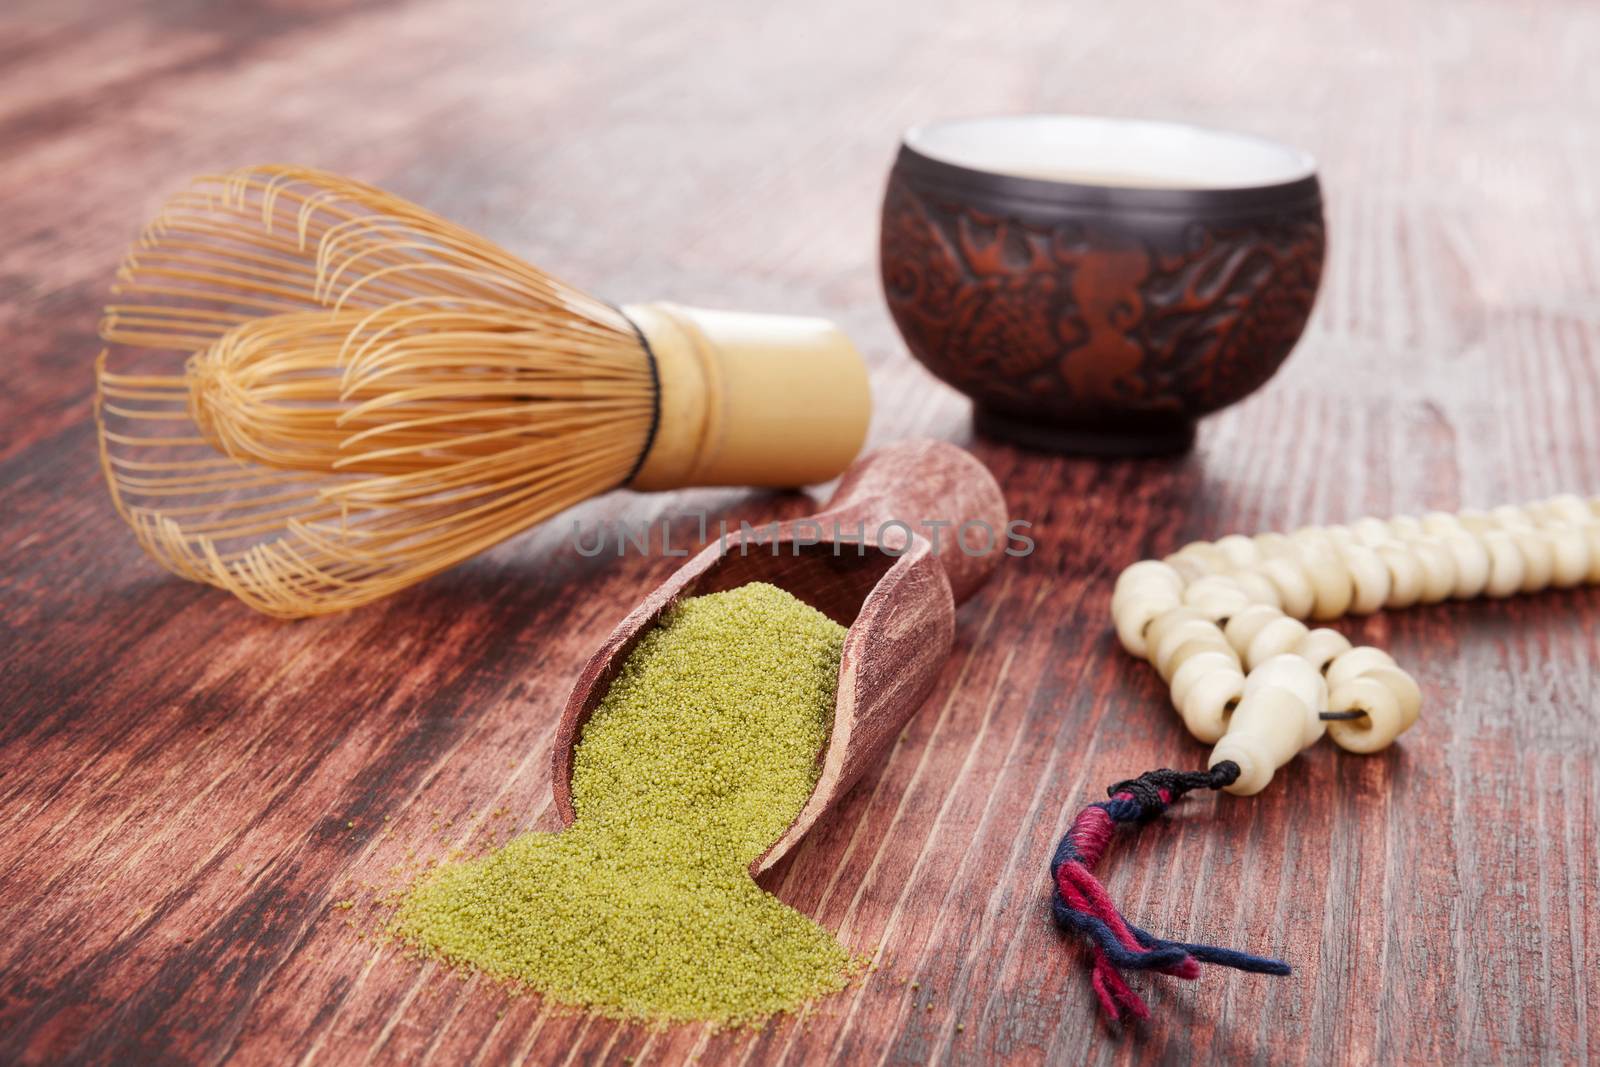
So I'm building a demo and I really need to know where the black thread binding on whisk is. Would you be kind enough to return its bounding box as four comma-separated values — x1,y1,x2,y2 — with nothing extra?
617,306,662,485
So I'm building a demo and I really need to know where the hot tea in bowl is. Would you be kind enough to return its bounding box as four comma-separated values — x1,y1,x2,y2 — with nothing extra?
879,115,1325,455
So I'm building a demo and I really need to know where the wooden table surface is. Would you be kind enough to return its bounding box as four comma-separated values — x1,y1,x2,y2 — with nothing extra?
3,0,1598,1064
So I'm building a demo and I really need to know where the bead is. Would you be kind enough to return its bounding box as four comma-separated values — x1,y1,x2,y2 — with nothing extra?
1441,532,1490,599
1584,523,1600,584
1480,529,1525,597
1213,533,1262,568
1389,514,1424,540
1544,524,1591,587
1169,644,1235,705
1157,635,1236,684
1113,587,1181,655
1295,627,1353,674
1209,685,1316,796
1364,665,1423,733
1490,504,1533,531
1508,527,1553,593
1258,556,1316,618
1421,510,1464,536
1153,620,1235,680
1456,508,1493,534
1179,668,1245,743
1143,606,1207,660
1164,552,1211,584
1289,527,1337,554
1326,665,1419,752
1322,524,1356,547
1114,560,1184,599
1325,645,1397,690
1163,629,1235,673
1171,540,1230,577
1541,494,1592,525
1408,536,1457,604
1325,676,1407,753
1245,616,1311,671
1243,653,1329,745
1170,650,1240,709
1112,583,1183,624
1253,531,1296,558
1351,517,1391,545
1228,568,1283,608
1182,575,1253,622
1300,540,1355,620
1338,542,1391,614
1377,542,1424,609
1223,604,1285,656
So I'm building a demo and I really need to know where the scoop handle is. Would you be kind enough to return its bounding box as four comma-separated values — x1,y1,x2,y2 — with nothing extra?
809,439,1009,605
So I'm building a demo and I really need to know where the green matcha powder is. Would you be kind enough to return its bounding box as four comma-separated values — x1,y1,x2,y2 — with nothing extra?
395,582,858,1026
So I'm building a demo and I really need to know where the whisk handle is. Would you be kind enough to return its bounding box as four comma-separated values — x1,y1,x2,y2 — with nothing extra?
812,439,1009,605
622,302,871,493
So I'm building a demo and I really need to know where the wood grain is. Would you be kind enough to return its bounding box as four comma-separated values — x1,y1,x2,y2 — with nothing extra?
1,0,1597,1064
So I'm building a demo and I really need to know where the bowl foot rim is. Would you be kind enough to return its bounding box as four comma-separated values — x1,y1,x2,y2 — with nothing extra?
974,406,1196,457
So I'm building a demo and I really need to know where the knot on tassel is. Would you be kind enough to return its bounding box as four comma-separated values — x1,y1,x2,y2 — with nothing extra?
1048,761,1291,1028
1104,764,1241,822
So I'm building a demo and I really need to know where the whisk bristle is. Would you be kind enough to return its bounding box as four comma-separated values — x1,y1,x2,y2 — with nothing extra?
97,165,656,617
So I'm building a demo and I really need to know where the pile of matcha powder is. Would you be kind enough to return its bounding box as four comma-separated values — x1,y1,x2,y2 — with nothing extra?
395,581,858,1026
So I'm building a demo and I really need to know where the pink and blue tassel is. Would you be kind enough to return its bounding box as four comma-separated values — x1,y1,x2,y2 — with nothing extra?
1049,763,1291,1026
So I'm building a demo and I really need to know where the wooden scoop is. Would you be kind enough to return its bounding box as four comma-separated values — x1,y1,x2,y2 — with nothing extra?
553,438,1009,874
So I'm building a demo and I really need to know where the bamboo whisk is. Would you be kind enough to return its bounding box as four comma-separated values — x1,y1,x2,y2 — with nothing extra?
96,166,870,618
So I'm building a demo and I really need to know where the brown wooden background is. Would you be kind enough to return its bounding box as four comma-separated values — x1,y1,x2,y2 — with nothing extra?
2,0,1597,1063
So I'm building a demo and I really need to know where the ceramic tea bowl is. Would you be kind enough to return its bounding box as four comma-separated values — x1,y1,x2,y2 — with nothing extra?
880,115,1325,455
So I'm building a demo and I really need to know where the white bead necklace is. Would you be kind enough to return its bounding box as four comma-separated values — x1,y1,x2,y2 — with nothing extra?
1052,493,1600,1027
1112,493,1599,793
